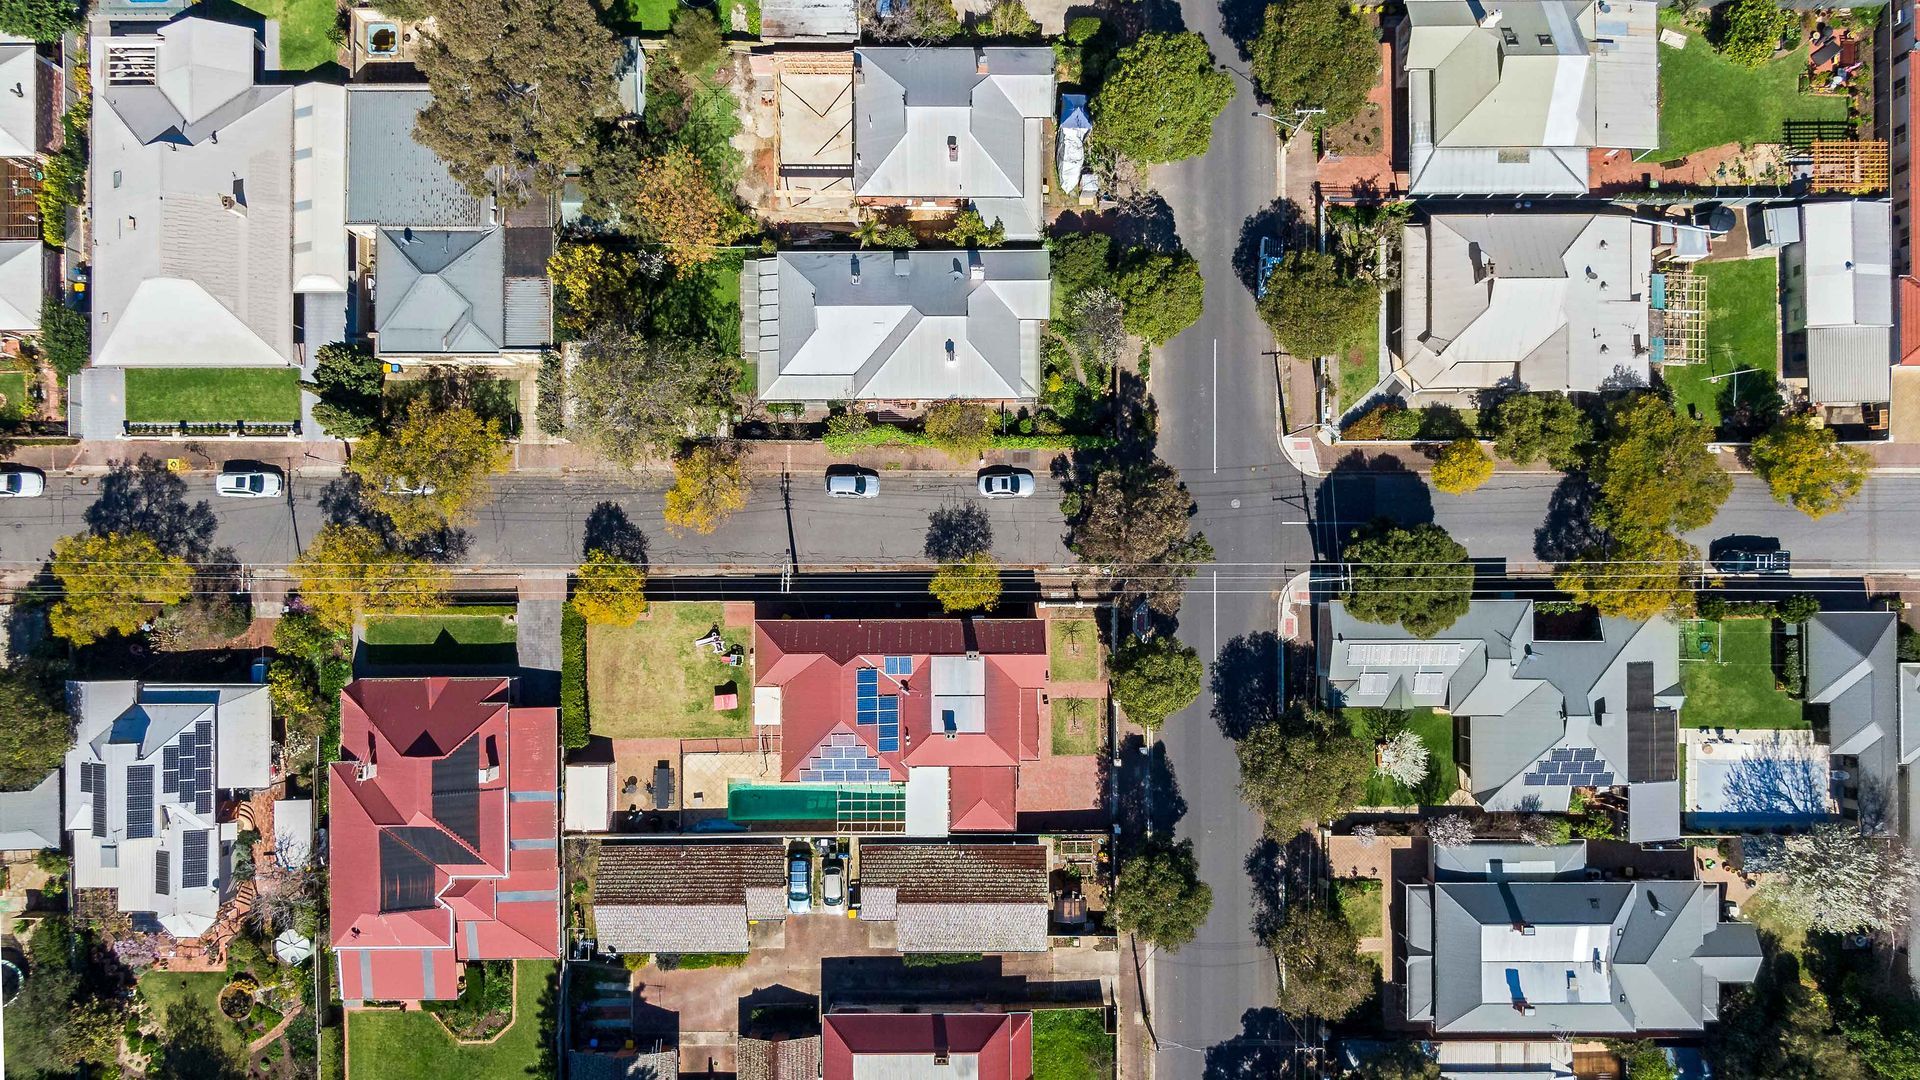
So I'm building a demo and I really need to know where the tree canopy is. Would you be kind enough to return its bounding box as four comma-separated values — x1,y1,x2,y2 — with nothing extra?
566,325,738,465
1350,1045,1443,1080
1236,713,1373,832
547,243,649,336
1749,415,1871,520
0,668,70,790
572,549,649,626
929,554,1003,613
1109,837,1213,951
1257,250,1379,359
1430,439,1493,494
663,442,749,534
1715,0,1794,66
1554,528,1698,620
291,524,452,634
1115,250,1206,345
1251,0,1381,131
4,918,121,1079
1089,33,1236,164
1762,822,1920,935
1340,521,1471,637
625,146,749,268
1486,391,1591,470
49,531,193,646
303,342,385,439
1593,393,1731,535
1110,636,1203,730
1066,458,1211,614
349,397,510,538
0,0,78,43
1272,905,1376,1021
1050,232,1115,301
414,0,619,203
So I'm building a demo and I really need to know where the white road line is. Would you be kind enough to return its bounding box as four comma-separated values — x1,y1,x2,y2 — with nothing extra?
1212,339,1219,474
1212,570,1219,657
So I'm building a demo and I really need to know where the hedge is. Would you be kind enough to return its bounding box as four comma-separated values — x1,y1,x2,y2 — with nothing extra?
561,602,588,750
821,426,1115,454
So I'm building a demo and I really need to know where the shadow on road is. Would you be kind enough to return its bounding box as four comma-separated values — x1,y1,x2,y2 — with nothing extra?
1532,472,1605,563
1200,1008,1299,1079
1311,451,1433,561
924,501,993,561
584,501,650,565
1116,732,1188,847
1210,631,1280,740
1232,200,1307,296
316,473,473,564
85,455,218,559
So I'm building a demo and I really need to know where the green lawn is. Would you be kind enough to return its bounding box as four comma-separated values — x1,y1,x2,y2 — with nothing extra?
1349,708,1459,807
138,971,252,1062
362,607,519,667
1680,618,1806,729
1334,878,1383,939
1653,14,1849,162
124,367,302,424
607,0,676,30
587,601,751,738
1032,1008,1114,1080
1337,336,1379,413
1048,618,1102,682
0,370,27,420
1660,256,1779,431
347,960,556,1080
1051,697,1105,756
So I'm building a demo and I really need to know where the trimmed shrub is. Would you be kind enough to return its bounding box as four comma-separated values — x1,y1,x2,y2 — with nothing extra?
561,602,588,749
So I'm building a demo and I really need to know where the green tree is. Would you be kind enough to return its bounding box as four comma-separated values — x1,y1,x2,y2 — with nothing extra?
566,325,738,465
1554,528,1697,620
929,553,1003,613
1066,458,1211,614
1109,837,1213,950
291,524,452,634
1593,392,1731,535
37,296,88,380
349,397,510,538
1351,1044,1443,1080
49,531,193,646
1272,905,1375,1021
547,242,647,335
1236,713,1373,831
987,0,1039,37
1609,1041,1678,1080
1486,391,1591,470
663,442,749,534
923,401,995,460
1715,0,1794,66
0,668,70,790
1251,0,1380,131
1430,439,1492,494
302,342,385,439
1115,250,1205,345
1340,522,1471,637
414,0,620,204
3,918,120,1077
626,146,750,268
943,208,1007,248
0,0,77,42
1089,32,1236,164
1109,635,1202,730
572,549,649,625
664,7,724,79
1749,414,1871,520
1050,232,1114,301
1257,249,1379,358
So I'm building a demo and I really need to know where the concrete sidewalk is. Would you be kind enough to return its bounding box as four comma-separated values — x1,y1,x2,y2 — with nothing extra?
1299,434,1920,477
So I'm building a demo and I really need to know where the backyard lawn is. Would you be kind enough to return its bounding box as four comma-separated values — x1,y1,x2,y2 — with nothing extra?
1680,618,1806,729
607,0,676,30
1334,877,1383,939
1349,708,1459,807
1659,256,1779,431
346,959,556,1080
1654,14,1848,163
137,971,251,1062
1032,1008,1114,1080
1051,697,1105,756
587,602,751,738
231,0,340,71
1048,618,1101,683
124,367,301,424
361,607,519,667
0,369,27,419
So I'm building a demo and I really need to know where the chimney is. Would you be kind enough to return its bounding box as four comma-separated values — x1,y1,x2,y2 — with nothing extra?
933,1014,951,1064
974,47,987,73
947,135,959,162
944,339,957,364
1480,8,1504,27
851,255,862,285
969,250,984,280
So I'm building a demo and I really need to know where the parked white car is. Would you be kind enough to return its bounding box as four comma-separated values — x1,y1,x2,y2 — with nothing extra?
0,465,44,498
825,468,879,499
977,466,1035,499
216,467,283,499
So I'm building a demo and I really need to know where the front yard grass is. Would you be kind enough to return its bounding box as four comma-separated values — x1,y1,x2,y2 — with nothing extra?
0,369,28,418
1680,618,1806,729
587,601,750,739
1051,697,1105,756
361,607,519,667
1334,877,1383,939
124,367,301,423
137,971,251,1063
346,959,556,1080
1336,334,1380,413
1659,256,1779,431
1032,1008,1114,1080
1653,14,1848,162
1349,707,1459,807
1048,618,1101,683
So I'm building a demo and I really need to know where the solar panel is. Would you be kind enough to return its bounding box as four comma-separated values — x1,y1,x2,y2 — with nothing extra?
1548,774,1572,786
856,668,880,725
90,763,107,838
884,656,912,675
1570,747,1597,762
1524,774,1546,786
432,739,483,849
155,850,170,895
856,668,878,689
1593,773,1615,787
389,825,479,865
78,759,93,796
378,832,437,912
181,830,210,889
127,765,154,840
162,745,180,795
194,720,213,815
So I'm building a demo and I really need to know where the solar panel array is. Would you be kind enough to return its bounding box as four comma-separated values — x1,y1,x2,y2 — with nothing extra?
378,832,437,912
154,850,170,896
162,745,180,795
432,738,483,849
884,655,912,675
192,721,213,816
86,762,106,838
1522,747,1614,788
126,765,154,840
799,731,893,783
181,830,210,889
854,669,903,752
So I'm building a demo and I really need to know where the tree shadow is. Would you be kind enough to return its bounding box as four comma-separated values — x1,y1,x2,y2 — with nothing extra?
316,473,471,563
533,961,562,1079
1232,201,1306,296
1115,731,1186,849
1211,631,1280,740
925,502,993,562
738,984,820,1039
1219,0,1267,58
1310,451,1434,562
583,501,650,566
84,456,218,559
1108,190,1183,253
1201,1008,1298,1079
1245,837,1287,942
1532,472,1606,563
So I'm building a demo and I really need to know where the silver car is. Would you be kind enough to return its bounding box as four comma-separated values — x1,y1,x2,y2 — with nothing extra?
977,466,1035,499
0,465,44,498
825,469,879,499
216,467,283,499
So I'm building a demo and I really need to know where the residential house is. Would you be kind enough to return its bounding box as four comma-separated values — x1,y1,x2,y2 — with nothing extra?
64,681,273,938
1806,611,1913,831
0,771,62,854
759,0,857,41
88,17,348,368
852,47,1054,241
0,36,55,338
344,85,551,363
1318,600,1684,841
329,677,560,1003
855,842,1049,953
1402,841,1763,1035
1880,0,1920,369
736,1034,823,1080
1777,201,1894,430
1397,211,1654,395
749,618,1052,833
592,841,790,954
824,1011,1033,1079
1398,0,1659,195
744,250,1050,404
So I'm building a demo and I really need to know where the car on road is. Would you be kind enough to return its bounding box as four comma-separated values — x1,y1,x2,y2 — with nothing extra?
216,466,283,499
0,465,43,498
1709,535,1790,575
787,851,812,914
383,478,438,497
825,467,879,499
821,854,846,910
977,466,1035,499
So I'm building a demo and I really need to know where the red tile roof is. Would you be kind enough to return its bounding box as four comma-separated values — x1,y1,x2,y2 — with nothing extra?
329,677,559,1002
824,1013,1032,1080
755,619,1049,832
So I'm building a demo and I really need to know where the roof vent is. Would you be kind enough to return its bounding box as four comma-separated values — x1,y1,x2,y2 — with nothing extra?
969,251,985,280
1479,8,1504,27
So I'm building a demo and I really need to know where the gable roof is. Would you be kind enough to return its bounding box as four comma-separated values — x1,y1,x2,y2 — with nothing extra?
591,841,790,954
751,250,1049,402
0,43,39,159
825,1013,1033,1080
346,87,488,227
375,227,505,355
1808,612,1900,828
857,843,1047,903
0,770,62,852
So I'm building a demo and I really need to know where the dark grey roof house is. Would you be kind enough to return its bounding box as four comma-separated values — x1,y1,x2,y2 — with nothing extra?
1404,842,1762,1035
1806,611,1912,832
0,771,62,853
1318,600,1683,840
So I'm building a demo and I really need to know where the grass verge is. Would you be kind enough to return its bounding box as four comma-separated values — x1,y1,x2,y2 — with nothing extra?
1033,1008,1114,1080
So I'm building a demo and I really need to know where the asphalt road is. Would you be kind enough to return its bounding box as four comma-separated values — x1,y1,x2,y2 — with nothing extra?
0,471,1076,574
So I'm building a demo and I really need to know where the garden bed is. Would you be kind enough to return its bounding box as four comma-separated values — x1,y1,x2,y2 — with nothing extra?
1348,707,1459,807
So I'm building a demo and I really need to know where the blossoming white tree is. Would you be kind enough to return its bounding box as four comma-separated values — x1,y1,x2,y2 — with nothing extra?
1426,814,1475,848
1375,729,1430,788
1765,822,1920,935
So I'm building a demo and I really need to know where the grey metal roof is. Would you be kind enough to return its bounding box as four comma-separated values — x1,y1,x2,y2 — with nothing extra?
1808,612,1900,827
1433,842,1589,880
1807,326,1893,404
1627,780,1681,843
0,770,62,852
375,228,505,355
761,0,857,40
346,87,487,227
895,902,1048,952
